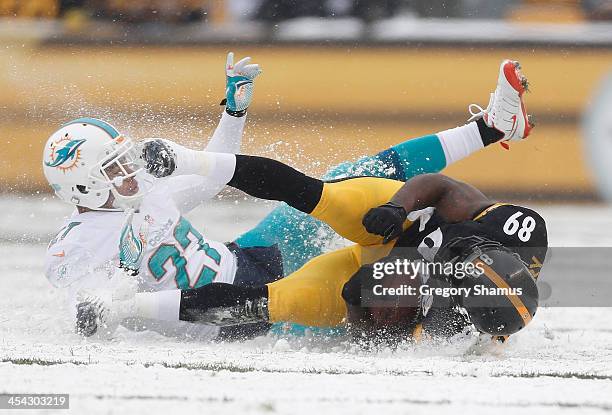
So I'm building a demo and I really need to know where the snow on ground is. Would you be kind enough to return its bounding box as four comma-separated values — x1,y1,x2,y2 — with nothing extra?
1,195,612,414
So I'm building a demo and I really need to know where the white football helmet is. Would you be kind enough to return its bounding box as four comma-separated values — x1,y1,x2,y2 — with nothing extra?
42,118,148,211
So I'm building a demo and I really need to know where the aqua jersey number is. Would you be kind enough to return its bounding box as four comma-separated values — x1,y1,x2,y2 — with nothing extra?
149,217,221,289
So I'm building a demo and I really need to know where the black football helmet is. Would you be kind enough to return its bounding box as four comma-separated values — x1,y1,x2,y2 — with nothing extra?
438,236,539,336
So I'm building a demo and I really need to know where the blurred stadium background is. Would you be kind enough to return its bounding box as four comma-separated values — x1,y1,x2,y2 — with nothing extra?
1,0,612,201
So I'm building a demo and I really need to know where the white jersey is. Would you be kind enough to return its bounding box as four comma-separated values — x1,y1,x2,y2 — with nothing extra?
45,177,237,292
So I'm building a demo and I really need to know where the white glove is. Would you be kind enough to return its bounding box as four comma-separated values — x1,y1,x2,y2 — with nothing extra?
224,52,262,114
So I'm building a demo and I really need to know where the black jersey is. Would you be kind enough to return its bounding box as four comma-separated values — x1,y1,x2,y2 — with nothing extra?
393,203,548,279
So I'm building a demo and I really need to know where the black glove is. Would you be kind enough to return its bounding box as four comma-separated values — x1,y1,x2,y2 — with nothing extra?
362,202,407,244
141,139,176,178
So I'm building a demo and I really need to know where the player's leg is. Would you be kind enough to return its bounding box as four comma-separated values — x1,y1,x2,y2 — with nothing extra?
236,60,533,272
233,203,329,274
228,156,413,246
174,247,361,327
266,245,362,327
178,243,394,328
309,177,405,246
323,133,446,182
234,126,480,273
234,133,449,272
229,165,412,334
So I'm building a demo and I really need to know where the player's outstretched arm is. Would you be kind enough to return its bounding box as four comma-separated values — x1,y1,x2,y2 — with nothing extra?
363,174,494,243
205,52,262,154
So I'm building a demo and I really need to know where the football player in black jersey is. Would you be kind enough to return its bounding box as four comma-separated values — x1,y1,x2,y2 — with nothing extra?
349,173,547,342
170,159,547,343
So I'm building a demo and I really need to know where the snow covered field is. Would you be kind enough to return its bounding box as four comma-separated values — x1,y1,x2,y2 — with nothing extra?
1,195,612,414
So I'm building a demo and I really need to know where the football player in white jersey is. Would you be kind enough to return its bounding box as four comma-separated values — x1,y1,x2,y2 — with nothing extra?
44,53,269,339
42,57,533,339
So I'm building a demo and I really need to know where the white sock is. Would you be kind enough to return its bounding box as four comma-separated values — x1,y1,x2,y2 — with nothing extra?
437,122,484,165
134,290,181,321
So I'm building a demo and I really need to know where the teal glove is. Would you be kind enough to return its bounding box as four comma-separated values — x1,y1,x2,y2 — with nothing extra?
224,52,262,115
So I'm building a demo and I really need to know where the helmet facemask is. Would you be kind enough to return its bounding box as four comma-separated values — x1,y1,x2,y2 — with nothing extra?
88,136,149,211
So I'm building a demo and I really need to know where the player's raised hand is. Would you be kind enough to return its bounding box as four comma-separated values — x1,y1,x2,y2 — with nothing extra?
224,52,262,115
362,202,407,244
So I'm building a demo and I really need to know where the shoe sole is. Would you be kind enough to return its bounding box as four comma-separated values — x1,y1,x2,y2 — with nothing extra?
501,59,534,138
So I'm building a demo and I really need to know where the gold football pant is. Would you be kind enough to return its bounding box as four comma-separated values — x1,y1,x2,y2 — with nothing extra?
266,176,411,327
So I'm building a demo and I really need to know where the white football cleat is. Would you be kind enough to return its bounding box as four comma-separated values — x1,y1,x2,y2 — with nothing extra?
469,59,534,149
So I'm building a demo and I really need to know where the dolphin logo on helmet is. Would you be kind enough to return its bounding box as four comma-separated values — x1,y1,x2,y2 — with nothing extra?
45,138,87,169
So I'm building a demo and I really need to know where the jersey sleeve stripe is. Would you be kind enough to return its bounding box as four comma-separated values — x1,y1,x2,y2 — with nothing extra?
473,202,510,221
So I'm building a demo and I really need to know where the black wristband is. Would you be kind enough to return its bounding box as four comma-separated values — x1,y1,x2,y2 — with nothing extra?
220,98,247,117
225,108,247,117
